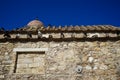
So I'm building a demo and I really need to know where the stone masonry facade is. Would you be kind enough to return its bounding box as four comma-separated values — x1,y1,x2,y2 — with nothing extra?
0,41,120,80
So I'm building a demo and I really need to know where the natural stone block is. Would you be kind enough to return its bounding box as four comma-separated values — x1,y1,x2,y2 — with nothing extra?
34,57,44,62
88,57,94,63
50,42,60,48
82,56,88,63
85,65,92,70
17,58,33,64
2,61,12,65
93,66,98,70
29,63,40,68
17,64,28,68
0,75,4,78
99,64,108,70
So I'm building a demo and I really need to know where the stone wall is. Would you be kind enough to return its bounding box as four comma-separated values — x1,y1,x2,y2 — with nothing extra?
0,41,120,80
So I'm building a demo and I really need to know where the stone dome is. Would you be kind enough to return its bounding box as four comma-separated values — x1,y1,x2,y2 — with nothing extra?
27,19,44,27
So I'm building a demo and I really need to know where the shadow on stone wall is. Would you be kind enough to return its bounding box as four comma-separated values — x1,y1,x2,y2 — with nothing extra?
0,37,120,43
116,62,120,80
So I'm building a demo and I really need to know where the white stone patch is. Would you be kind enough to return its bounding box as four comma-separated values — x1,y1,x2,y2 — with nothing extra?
88,57,94,63
17,64,28,68
87,33,100,38
88,52,92,57
0,75,4,78
94,59,99,62
63,44,68,47
5,52,8,55
42,34,49,38
93,66,98,70
85,65,92,70
99,65,108,70
29,63,40,67
50,43,60,47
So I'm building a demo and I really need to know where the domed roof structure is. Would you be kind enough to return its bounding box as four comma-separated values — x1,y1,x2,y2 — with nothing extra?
27,19,44,27
21,19,44,31
17,19,44,31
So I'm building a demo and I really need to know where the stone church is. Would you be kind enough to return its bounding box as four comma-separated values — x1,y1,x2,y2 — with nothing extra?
0,19,120,80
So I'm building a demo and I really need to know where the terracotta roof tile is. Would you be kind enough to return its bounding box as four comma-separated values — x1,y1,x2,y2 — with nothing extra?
92,26,101,30
16,25,120,32
86,26,95,30
75,26,80,31
80,26,88,31
46,26,50,30
67,26,74,31
110,26,119,30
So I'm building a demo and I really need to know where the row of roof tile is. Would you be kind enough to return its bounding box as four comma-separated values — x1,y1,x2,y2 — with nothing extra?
18,25,120,31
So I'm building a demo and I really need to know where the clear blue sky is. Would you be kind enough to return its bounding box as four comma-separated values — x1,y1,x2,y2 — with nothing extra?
0,0,120,30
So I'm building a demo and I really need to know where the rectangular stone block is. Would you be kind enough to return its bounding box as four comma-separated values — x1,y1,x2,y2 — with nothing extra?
34,57,41,62
37,67,45,74
2,61,12,64
29,63,40,68
32,69,38,73
34,57,44,63
16,69,26,73
17,64,28,68
17,58,33,64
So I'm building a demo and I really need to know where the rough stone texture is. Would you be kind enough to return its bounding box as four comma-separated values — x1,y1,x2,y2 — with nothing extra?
0,40,120,80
